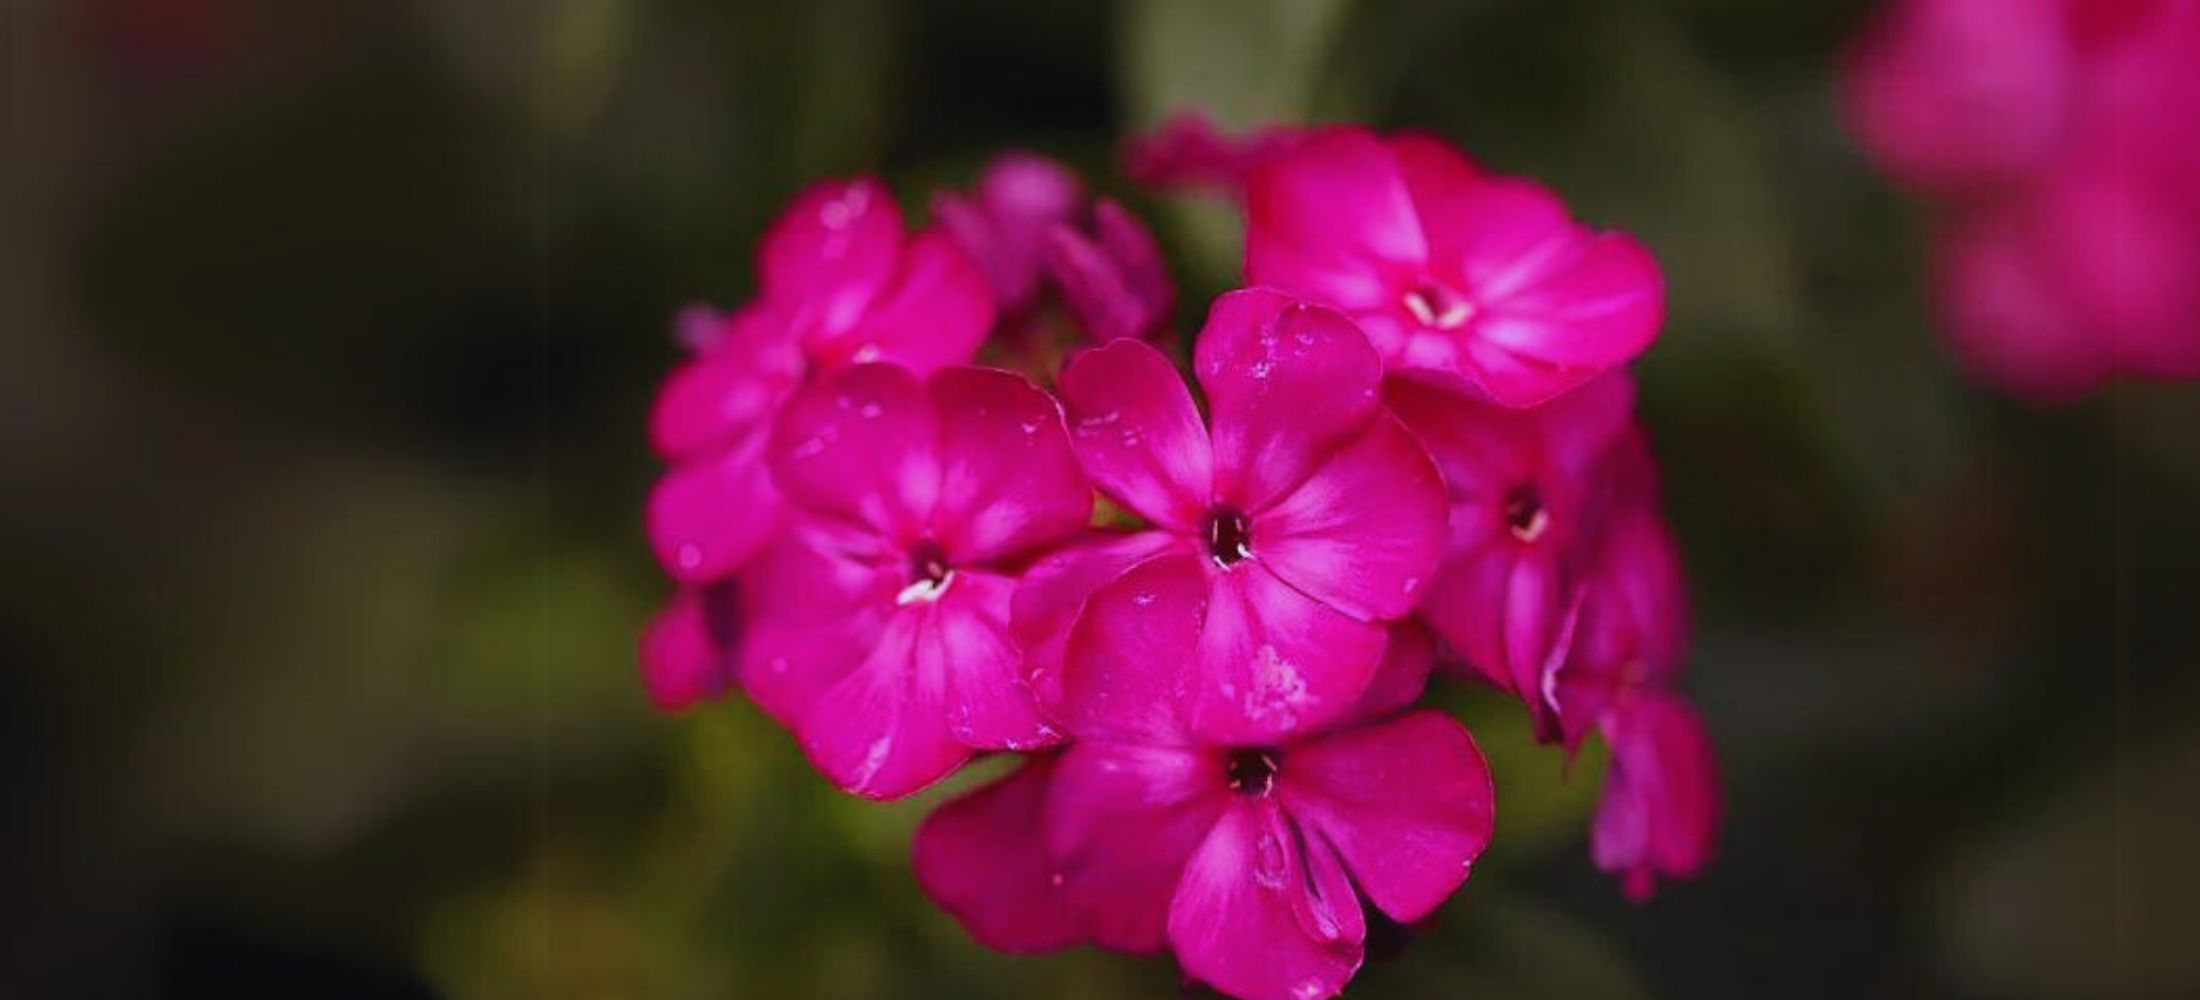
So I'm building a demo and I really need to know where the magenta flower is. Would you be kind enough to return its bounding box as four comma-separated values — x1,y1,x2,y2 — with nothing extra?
1123,111,1313,194
932,153,1086,316
1838,0,2079,193
637,582,743,712
1028,289,1448,744
1841,0,2200,401
1244,127,1664,408
739,363,1090,799
1384,370,1639,738
646,178,995,587
1590,689,1719,902
936,153,1175,345
1043,199,1175,343
1541,460,1719,901
1048,593,1487,1000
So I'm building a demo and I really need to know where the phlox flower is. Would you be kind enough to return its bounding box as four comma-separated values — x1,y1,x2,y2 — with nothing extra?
739,363,1090,799
916,616,1491,1000
1017,288,1448,745
1841,0,2200,401
1244,127,1663,408
936,152,1176,345
1383,371,1639,739
647,178,995,588
1546,487,1719,901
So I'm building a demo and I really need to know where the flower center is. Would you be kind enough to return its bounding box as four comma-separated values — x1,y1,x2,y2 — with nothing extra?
1204,507,1254,567
1225,748,1281,797
896,538,955,605
1503,483,1549,543
1401,282,1474,330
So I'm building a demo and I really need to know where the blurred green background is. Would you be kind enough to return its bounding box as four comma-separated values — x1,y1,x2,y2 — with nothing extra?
5,0,2198,996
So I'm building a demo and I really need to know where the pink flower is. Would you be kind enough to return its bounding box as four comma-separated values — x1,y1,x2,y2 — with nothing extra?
933,153,1087,316
1044,199,1175,343
1244,128,1664,408
1841,0,2200,401
1123,111,1314,194
1838,0,2079,193
739,363,1091,799
1028,289,1449,744
1384,370,1639,738
936,153,1175,345
1589,691,1720,903
646,179,996,586
1542,465,1720,901
1000,597,1486,1000
637,581,744,712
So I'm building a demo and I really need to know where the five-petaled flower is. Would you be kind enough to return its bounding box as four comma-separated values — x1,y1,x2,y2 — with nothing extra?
919,616,1492,1000
740,363,1090,799
1021,288,1448,744
1245,127,1664,408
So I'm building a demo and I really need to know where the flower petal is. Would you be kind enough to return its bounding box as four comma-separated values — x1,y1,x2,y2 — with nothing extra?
1188,561,1387,746
637,583,742,712
1281,710,1495,923
648,306,801,460
645,438,781,584
1593,692,1721,902
826,230,997,373
1056,550,1208,744
930,570,1059,751
1057,339,1214,531
740,524,897,729
1426,175,1662,407
769,363,940,544
1343,620,1436,724
1252,414,1447,621
927,367,1091,564
1245,128,1428,313
1168,801,1365,1000
796,606,969,800
913,755,1083,954
1045,740,1225,953
761,178,904,339
1010,530,1183,714
1195,291,1387,510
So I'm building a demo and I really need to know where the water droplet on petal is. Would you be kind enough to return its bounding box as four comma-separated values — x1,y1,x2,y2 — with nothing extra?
1253,833,1288,889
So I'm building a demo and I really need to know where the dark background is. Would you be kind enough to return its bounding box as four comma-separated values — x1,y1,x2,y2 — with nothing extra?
5,0,2196,996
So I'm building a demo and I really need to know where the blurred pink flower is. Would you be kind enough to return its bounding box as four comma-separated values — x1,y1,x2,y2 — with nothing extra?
1044,199,1175,343
1028,290,1448,745
933,154,1086,316
1245,128,1664,408
914,617,1484,1000
1384,370,1639,739
1590,691,1720,903
636,582,743,712
1542,452,1719,901
1122,111,1314,194
740,364,1089,799
1842,0,2200,400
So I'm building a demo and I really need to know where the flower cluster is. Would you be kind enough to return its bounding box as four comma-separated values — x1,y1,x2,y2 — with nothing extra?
640,122,1719,1000
1840,0,2200,401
